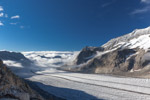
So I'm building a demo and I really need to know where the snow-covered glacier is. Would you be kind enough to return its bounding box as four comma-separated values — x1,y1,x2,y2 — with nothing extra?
1,50,150,100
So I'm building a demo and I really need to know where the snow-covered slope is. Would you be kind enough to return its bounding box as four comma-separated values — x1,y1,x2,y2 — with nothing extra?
102,26,150,50
126,34,150,49
64,26,150,75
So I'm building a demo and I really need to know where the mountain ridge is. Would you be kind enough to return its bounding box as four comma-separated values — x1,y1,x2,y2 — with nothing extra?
62,26,150,77
102,26,150,50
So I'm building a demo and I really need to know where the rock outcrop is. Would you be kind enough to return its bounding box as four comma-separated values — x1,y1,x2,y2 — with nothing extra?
76,46,104,65
0,59,43,100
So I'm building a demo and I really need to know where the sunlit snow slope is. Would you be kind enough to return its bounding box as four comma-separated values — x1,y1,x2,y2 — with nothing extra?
102,26,150,50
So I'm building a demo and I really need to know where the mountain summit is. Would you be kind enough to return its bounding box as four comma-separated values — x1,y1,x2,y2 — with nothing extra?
102,26,150,50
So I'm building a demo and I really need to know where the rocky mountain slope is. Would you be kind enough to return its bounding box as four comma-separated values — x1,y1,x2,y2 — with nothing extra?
0,51,66,100
0,51,32,66
0,59,43,100
62,26,150,77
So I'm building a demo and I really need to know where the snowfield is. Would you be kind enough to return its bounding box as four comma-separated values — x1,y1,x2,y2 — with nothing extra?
3,51,150,100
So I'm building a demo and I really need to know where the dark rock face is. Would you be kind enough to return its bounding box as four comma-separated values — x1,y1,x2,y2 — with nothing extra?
0,51,26,60
76,46,104,65
75,48,137,73
53,56,62,59
41,55,62,59
65,47,150,76
0,59,43,100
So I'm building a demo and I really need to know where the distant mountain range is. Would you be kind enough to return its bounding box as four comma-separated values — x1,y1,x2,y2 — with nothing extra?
63,26,150,77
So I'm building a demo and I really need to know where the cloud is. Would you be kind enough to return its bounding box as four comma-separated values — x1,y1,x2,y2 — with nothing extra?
22,51,78,67
0,6,3,11
130,0,150,15
0,6,22,28
10,23,18,25
3,60,23,68
20,25,24,29
0,13,4,17
0,21,4,26
141,0,150,4
11,15,20,19
101,0,116,8
5,14,8,18
131,6,150,15
101,2,112,8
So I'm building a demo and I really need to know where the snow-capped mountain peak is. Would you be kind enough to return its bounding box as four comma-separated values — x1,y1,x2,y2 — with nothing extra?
102,26,150,50
63,26,150,75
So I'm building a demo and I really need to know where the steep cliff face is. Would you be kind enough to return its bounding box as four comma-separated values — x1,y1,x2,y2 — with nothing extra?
63,26,150,76
0,59,43,100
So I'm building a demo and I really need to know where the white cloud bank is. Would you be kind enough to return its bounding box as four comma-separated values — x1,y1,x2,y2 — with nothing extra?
11,15,20,19
3,60,23,68
22,51,79,68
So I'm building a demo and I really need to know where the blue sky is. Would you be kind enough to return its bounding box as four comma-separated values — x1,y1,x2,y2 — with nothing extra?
0,0,150,51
